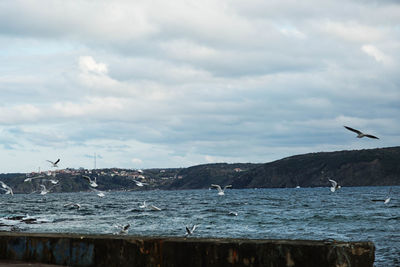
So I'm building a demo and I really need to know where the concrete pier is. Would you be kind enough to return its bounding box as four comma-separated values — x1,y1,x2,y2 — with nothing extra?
0,232,375,267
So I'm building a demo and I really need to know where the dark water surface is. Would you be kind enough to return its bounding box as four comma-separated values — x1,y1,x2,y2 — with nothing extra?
1,186,399,266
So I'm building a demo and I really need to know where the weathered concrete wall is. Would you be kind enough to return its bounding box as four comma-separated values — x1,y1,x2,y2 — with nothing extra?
0,233,375,267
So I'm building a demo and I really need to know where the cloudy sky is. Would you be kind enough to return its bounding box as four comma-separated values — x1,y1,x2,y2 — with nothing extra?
1,0,399,173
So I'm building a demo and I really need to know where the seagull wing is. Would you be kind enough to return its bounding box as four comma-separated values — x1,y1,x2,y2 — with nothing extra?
82,175,91,182
364,134,379,139
211,184,222,192
328,179,337,188
46,160,54,164
344,126,362,135
186,226,191,235
54,159,60,164
0,182,12,194
223,185,232,190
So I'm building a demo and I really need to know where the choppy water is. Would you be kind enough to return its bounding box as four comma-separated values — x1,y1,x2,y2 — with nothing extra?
0,186,399,266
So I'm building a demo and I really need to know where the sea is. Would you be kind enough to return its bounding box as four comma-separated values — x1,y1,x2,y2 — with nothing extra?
0,186,399,266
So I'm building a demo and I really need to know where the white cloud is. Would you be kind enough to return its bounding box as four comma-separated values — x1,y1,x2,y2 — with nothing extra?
0,0,399,173
131,158,143,165
279,26,306,39
0,104,41,124
79,56,108,75
320,21,383,42
361,44,391,64
52,97,126,118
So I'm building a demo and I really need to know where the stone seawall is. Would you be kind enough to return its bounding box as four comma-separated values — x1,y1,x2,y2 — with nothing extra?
0,232,374,267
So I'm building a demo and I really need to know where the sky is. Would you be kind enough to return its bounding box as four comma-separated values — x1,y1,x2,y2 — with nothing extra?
0,0,399,173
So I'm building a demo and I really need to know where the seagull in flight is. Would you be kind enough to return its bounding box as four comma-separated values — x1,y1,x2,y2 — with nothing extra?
114,223,130,235
133,180,148,187
24,175,45,182
211,184,232,195
0,181,13,196
185,224,197,237
48,179,59,185
384,188,392,204
119,224,130,234
82,175,98,188
344,126,379,139
40,185,49,195
47,159,60,167
328,179,341,192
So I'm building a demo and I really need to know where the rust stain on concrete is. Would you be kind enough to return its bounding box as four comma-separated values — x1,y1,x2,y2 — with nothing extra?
285,251,295,267
227,248,239,264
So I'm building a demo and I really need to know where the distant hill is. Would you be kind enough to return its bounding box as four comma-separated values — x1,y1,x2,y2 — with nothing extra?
1,147,399,194
163,146,400,189
162,163,260,190
231,146,400,188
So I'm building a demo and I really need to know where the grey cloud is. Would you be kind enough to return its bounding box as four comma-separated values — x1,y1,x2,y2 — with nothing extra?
0,0,399,172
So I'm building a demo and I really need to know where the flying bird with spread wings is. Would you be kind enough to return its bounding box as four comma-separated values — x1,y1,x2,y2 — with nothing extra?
344,126,379,139
0,181,14,196
211,184,232,196
47,159,60,167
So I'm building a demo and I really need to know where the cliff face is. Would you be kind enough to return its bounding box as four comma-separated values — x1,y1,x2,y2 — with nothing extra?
231,146,400,188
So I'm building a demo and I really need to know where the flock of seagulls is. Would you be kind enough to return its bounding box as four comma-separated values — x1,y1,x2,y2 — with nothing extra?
326,126,391,203
0,125,394,236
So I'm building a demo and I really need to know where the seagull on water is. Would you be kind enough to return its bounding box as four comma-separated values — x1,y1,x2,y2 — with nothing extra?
139,201,147,209
211,184,232,196
328,179,341,192
344,126,379,139
185,224,197,237
90,188,105,198
82,175,98,188
64,202,81,209
139,201,161,211
149,204,161,211
0,181,13,196
47,159,60,167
